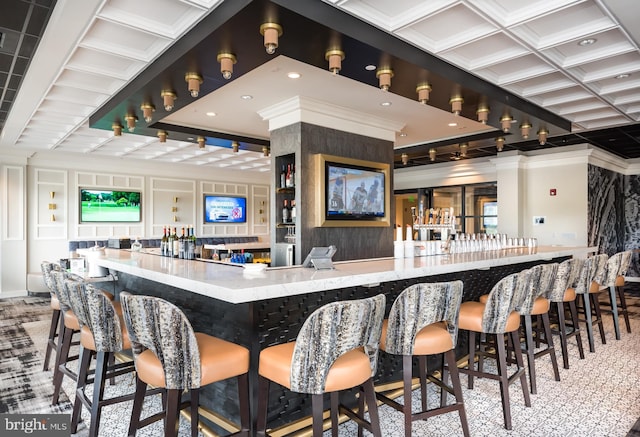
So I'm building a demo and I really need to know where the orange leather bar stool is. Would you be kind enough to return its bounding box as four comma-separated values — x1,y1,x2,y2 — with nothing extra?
64,281,154,437
40,261,63,372
600,251,633,338
574,254,609,352
377,281,469,437
256,294,386,437
458,270,531,430
514,263,560,394
120,292,250,437
546,258,585,369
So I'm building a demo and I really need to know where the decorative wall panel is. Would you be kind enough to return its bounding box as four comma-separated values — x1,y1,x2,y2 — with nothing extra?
624,174,640,276
587,164,624,256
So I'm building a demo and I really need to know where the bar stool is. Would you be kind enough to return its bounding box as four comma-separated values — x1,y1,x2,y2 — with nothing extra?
377,281,469,437
120,292,250,437
515,263,560,394
458,269,531,430
600,251,633,338
546,258,585,369
574,253,609,352
40,261,62,372
64,280,148,437
50,269,84,405
256,294,386,437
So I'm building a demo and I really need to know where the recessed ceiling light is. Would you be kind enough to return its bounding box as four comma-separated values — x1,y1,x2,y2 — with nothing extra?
365,64,376,71
380,102,392,107
399,132,407,137
287,72,301,79
187,137,194,141
615,73,630,79
241,95,253,100
578,38,597,46
205,112,216,117
448,122,458,127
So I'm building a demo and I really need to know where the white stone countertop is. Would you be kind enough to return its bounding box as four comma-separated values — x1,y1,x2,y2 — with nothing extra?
85,246,596,304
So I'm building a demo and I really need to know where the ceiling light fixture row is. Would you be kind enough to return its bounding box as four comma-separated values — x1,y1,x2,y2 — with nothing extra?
260,22,283,55
325,49,345,74
449,96,463,115
376,68,393,91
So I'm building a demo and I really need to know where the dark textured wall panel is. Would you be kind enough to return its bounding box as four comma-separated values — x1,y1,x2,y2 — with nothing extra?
625,174,640,276
587,164,624,255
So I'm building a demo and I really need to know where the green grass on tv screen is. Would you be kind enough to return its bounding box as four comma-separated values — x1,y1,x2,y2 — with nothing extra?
80,190,141,222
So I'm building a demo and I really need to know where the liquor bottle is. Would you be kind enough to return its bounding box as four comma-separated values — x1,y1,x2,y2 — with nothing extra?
161,226,168,256
280,165,286,188
178,227,186,259
285,164,292,188
171,227,179,258
282,199,290,223
290,163,295,187
187,225,196,260
290,200,296,223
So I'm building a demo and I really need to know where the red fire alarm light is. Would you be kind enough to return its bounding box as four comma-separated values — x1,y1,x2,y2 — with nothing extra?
550,188,557,196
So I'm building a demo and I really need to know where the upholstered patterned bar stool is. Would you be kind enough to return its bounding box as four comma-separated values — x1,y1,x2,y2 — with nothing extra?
458,270,531,430
120,292,250,437
574,253,609,352
515,263,560,394
377,281,469,437
64,280,147,437
256,294,385,437
600,251,633,338
546,258,585,369
40,261,62,372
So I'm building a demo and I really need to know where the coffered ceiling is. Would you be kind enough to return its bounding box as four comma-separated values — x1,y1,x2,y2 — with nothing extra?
1,0,639,172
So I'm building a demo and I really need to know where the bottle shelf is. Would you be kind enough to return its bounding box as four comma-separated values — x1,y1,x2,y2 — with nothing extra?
276,187,295,194
277,223,296,228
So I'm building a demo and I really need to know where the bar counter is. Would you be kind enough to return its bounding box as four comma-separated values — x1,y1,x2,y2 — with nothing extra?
89,245,593,433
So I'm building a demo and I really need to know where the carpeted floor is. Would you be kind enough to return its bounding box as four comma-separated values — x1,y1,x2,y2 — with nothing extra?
1,289,639,436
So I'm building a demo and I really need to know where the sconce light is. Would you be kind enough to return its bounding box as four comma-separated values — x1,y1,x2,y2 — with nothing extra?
51,214,56,222
520,122,532,139
459,143,468,157
124,113,138,132
376,68,393,91
496,137,505,152
232,141,239,153
416,83,431,104
216,53,236,80
449,96,464,115
161,90,176,111
197,136,206,149
401,153,408,165
325,49,345,74
262,146,269,157
112,121,122,137
157,130,168,143
140,103,155,123
185,73,203,97
260,22,282,55
49,191,55,199
476,105,490,124
429,148,437,161
500,114,513,133
538,128,549,145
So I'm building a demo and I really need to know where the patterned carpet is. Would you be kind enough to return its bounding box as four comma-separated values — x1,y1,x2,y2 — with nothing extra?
1,290,639,436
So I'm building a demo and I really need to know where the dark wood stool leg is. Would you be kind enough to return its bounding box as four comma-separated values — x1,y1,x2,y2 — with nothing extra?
541,312,560,382
165,389,181,437
523,315,537,394
330,392,339,437
617,285,632,333
582,293,596,352
568,300,585,359
362,378,382,437
43,309,60,371
418,355,428,412
592,294,606,344
236,373,250,436
52,323,73,405
467,331,476,389
607,285,621,339
89,351,109,437
311,394,324,437
128,378,148,437
403,354,413,437
556,302,570,369
190,388,199,437
71,346,92,433
445,349,470,437
256,376,269,436
510,330,531,408
495,333,513,430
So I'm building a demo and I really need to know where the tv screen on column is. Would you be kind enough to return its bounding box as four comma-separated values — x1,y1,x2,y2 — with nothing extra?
325,161,386,220
79,189,142,223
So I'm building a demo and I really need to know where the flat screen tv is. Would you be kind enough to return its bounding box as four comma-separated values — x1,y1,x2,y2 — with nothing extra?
79,189,141,223
204,195,247,223
325,161,386,220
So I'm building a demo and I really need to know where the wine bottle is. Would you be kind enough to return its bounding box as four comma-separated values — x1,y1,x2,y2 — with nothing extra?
280,165,286,188
282,199,290,223
172,227,179,258
285,164,292,188
290,200,296,223
290,163,295,187
187,225,196,260
178,227,186,259
161,226,168,256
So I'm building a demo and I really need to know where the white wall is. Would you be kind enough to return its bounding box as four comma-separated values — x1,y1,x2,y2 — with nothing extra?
2,151,271,296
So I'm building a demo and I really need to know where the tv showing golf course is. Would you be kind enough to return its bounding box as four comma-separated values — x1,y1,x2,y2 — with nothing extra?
79,189,141,223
